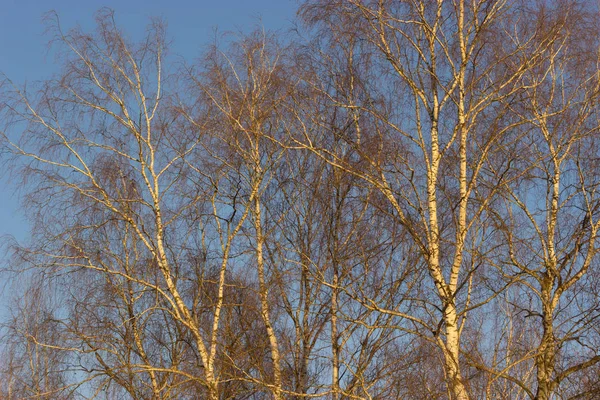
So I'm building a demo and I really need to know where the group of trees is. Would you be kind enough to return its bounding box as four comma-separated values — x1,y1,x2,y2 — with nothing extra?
1,1,600,399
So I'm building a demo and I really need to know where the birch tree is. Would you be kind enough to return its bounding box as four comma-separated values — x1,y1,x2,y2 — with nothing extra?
2,3,600,399
0,10,260,398
487,3,600,398
295,1,565,398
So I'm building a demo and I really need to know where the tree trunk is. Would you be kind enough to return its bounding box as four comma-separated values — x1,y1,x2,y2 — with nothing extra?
444,304,469,400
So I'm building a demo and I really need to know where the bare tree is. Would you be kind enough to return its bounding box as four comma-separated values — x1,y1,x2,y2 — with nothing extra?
292,1,565,398
2,3,600,399
1,276,73,399
0,10,261,398
485,3,600,398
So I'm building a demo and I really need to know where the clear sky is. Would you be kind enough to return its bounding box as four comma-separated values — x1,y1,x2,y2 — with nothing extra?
0,0,297,242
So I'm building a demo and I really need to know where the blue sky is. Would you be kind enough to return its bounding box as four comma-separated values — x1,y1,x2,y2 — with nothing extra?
0,0,297,243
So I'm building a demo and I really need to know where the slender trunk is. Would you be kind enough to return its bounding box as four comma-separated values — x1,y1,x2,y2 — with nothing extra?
535,282,557,400
300,262,310,396
443,304,469,400
331,268,340,400
446,3,469,399
207,382,219,400
254,193,283,399
535,148,560,400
